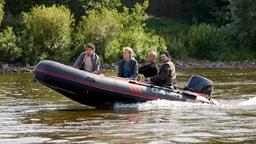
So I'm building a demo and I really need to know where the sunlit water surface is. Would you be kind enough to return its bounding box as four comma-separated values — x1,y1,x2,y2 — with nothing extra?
0,69,256,143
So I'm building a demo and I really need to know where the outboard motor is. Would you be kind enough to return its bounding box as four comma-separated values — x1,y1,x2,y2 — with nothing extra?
185,75,213,96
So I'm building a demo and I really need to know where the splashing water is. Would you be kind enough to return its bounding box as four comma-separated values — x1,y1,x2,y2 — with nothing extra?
238,96,256,106
114,99,214,111
114,96,256,111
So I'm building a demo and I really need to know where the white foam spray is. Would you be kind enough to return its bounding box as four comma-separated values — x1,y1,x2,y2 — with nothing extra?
114,96,256,111
238,96,256,106
114,99,212,111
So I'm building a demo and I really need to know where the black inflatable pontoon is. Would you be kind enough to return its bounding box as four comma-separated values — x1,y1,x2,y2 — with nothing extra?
34,60,217,108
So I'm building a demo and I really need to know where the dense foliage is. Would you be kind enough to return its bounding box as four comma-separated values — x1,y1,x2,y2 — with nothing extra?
73,0,166,63
73,8,123,61
146,17,190,59
2,0,120,27
0,0,3,25
104,1,166,63
0,27,22,62
21,5,73,64
0,0,255,65
230,0,256,53
187,23,228,60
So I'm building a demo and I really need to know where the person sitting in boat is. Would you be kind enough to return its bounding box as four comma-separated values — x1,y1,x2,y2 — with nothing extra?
139,51,159,78
117,47,139,80
73,43,100,74
145,51,176,88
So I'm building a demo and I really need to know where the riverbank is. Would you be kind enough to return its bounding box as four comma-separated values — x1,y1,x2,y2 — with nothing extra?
174,60,256,69
1,60,256,73
101,60,256,70
0,64,34,73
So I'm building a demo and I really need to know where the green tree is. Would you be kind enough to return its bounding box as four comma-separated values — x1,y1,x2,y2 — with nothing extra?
105,1,166,62
0,27,22,62
0,0,4,25
230,0,256,53
2,0,120,26
105,27,166,63
73,0,166,63
21,5,74,64
73,8,123,60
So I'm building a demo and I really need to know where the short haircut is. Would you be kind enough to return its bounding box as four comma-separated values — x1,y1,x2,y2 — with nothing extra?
84,43,95,50
160,51,170,58
149,51,157,57
123,47,133,56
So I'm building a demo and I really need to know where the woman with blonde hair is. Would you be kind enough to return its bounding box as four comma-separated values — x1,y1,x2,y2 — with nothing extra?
117,47,138,80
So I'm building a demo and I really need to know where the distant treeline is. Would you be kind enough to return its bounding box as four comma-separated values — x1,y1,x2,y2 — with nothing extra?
0,0,255,65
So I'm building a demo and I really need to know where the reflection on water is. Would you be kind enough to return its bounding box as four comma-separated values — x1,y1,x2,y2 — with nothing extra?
0,69,256,143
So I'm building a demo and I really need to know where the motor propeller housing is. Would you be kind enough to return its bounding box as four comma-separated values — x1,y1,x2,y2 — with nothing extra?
185,75,213,96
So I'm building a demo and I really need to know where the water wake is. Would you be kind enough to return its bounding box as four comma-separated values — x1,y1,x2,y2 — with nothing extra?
114,99,211,111
114,96,256,111
238,96,256,106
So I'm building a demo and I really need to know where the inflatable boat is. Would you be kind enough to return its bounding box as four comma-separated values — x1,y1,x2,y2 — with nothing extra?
34,60,217,108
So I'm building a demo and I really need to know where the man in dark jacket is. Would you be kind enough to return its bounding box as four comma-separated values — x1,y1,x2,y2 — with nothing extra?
139,52,159,78
146,51,176,88
117,47,138,80
73,43,100,73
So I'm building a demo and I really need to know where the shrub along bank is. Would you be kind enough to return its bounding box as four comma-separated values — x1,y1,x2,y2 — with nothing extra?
0,0,166,65
0,0,255,66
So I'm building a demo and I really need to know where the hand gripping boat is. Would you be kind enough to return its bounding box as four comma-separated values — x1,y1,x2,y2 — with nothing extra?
34,60,217,108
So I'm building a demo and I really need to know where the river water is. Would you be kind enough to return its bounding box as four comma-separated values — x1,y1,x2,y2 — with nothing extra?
0,69,256,143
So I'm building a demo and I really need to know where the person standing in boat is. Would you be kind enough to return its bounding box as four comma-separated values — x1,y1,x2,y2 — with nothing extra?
117,47,139,80
145,51,176,88
139,51,159,78
73,43,100,74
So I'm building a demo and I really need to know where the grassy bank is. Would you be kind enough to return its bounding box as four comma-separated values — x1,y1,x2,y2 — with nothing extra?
146,16,255,61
